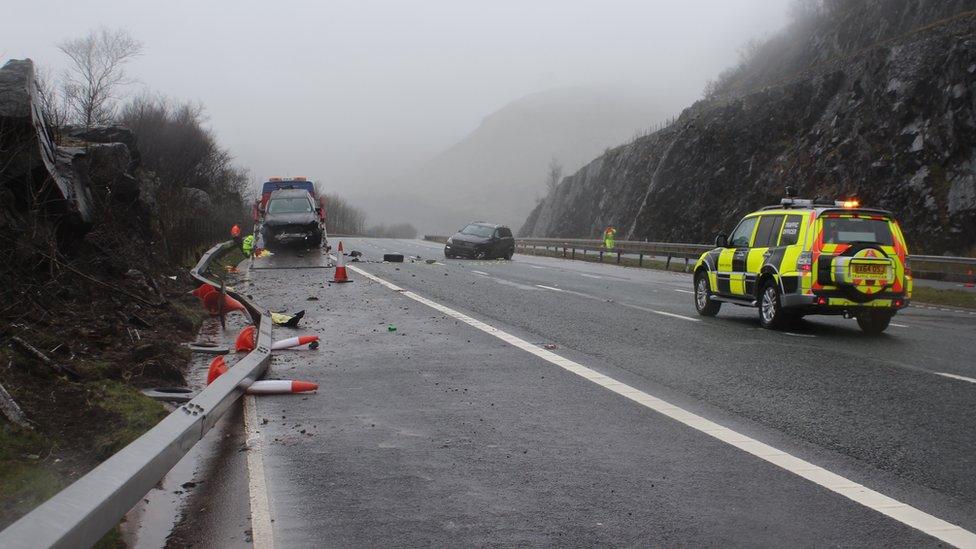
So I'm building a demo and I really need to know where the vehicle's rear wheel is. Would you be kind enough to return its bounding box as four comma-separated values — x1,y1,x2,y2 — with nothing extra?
856,311,892,335
694,272,721,317
758,280,789,329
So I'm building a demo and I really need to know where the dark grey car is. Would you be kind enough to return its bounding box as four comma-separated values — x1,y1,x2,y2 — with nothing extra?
444,222,515,259
261,189,325,249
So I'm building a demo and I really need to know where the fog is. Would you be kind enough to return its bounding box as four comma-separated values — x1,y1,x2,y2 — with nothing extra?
5,0,790,231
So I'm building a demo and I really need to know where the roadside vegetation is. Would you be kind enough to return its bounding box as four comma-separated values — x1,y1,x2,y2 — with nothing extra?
0,27,247,532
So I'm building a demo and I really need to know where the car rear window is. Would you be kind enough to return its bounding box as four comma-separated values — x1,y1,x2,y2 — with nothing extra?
498,227,512,238
821,216,893,246
268,197,312,214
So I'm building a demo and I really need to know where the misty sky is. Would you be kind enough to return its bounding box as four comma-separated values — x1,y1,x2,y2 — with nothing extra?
5,0,790,209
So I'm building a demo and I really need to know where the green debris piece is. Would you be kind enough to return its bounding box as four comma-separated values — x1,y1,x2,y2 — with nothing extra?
387,324,397,332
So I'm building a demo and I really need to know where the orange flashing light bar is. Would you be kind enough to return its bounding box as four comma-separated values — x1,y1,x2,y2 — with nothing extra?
840,199,859,208
269,177,282,181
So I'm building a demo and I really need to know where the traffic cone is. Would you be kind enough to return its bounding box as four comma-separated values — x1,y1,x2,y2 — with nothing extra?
246,380,318,394
271,335,320,350
190,283,217,303
965,269,975,288
206,355,228,384
235,325,257,353
332,241,352,283
202,291,247,316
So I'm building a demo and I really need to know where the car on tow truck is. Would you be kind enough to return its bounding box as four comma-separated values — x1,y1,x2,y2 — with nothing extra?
692,194,912,334
260,189,326,250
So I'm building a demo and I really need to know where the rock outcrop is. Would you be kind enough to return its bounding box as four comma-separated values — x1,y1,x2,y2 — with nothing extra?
521,1,976,255
0,59,145,242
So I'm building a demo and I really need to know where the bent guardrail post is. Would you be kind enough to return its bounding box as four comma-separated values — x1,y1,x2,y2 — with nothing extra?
0,241,272,549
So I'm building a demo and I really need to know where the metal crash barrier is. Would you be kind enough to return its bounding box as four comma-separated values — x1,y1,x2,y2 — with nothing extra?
0,241,271,549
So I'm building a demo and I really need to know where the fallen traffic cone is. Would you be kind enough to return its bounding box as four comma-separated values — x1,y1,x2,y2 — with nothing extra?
190,283,217,303
271,335,320,350
332,241,352,283
235,325,257,353
206,355,228,384
202,291,248,316
246,380,318,394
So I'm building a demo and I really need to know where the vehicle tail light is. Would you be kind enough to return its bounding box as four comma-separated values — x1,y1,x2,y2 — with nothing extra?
894,298,905,308
797,251,813,272
903,257,912,278
815,296,827,305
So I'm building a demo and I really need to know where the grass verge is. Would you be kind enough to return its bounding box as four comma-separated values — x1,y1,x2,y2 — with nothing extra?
911,286,976,309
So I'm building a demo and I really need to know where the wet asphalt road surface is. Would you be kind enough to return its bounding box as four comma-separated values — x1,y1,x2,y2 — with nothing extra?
222,238,975,547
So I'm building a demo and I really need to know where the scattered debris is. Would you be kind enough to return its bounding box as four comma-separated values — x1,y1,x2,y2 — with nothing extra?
383,253,405,263
349,250,362,257
307,296,319,301
425,259,436,264
388,324,397,332
0,381,32,429
271,310,306,327
10,336,82,380
543,343,557,350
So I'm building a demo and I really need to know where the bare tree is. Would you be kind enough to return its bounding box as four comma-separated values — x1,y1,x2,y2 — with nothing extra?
545,157,563,196
34,67,71,134
58,27,143,127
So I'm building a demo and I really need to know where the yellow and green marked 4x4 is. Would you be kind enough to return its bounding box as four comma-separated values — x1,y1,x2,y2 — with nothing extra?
693,196,912,334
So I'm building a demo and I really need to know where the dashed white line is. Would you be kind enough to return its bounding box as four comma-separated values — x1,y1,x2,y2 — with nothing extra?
936,372,976,384
580,273,603,279
536,284,564,292
617,301,701,322
890,323,909,328
472,270,489,276
674,289,695,294
347,263,975,548
244,396,275,549
528,265,547,270
784,332,817,338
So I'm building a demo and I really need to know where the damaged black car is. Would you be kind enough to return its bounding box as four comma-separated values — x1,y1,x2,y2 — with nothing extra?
260,189,325,249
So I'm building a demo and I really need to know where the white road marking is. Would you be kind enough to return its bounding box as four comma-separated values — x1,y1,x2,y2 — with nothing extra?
528,265,546,270
472,270,489,276
784,332,816,338
493,278,540,291
674,289,695,294
348,262,976,548
536,284,565,292
617,301,701,322
890,323,909,328
244,396,275,549
936,372,976,384
580,273,603,279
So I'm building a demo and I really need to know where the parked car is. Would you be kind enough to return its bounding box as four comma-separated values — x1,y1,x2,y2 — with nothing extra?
444,222,515,259
260,189,325,249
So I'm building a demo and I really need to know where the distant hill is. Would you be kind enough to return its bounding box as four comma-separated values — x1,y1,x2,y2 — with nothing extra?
354,87,672,234
522,0,976,255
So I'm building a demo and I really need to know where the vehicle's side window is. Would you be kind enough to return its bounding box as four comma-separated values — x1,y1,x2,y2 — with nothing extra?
753,215,785,248
778,215,803,246
492,229,501,239
729,217,758,248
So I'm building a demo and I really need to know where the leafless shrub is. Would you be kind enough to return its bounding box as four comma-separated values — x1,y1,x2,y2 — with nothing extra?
365,223,418,239
545,158,562,196
323,193,367,235
58,27,143,127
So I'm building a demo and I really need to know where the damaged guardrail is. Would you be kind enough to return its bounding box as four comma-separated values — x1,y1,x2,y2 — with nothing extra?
424,236,976,281
0,241,271,549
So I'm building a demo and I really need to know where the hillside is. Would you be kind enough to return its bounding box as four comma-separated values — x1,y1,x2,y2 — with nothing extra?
356,87,673,234
521,0,976,255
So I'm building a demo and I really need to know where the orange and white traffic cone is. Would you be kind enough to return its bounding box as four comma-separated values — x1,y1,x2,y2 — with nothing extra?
190,283,217,303
206,355,228,384
246,380,318,394
271,335,319,350
966,269,975,288
235,325,257,353
202,291,248,316
332,241,352,283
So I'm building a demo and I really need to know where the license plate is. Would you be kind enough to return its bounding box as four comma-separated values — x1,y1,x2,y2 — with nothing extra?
851,264,886,276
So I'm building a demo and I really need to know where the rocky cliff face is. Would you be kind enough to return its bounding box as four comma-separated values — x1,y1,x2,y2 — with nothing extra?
521,1,976,255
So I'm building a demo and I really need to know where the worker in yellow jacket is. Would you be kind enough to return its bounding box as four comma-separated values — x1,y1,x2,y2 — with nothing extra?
603,227,617,250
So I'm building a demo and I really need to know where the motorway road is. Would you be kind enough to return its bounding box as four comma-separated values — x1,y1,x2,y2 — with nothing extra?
204,238,975,547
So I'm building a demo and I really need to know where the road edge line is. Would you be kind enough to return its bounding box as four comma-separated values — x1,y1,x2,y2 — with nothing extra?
244,396,275,549
348,263,976,548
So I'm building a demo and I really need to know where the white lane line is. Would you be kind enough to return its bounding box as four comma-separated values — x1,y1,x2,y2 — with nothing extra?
472,270,490,276
348,262,976,548
784,332,816,338
529,265,547,270
536,284,565,292
580,273,603,279
890,323,909,328
617,301,701,322
674,289,694,294
244,396,275,549
936,372,976,384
